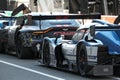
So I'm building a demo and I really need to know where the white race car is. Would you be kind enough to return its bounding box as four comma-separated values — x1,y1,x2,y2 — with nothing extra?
39,22,114,76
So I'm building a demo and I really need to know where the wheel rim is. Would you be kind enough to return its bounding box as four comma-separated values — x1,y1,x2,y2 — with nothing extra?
79,49,86,70
77,49,87,75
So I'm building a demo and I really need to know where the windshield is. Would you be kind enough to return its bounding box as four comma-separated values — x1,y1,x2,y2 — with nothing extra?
24,19,80,30
40,19,80,29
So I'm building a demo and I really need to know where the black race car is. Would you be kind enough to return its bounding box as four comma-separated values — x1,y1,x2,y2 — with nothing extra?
5,13,81,58
4,12,101,59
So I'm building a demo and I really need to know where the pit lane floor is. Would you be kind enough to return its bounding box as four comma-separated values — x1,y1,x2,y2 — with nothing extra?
0,53,119,80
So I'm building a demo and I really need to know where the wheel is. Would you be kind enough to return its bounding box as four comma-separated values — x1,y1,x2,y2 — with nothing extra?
16,34,33,59
43,40,50,66
77,44,88,76
0,43,4,53
55,44,64,67
0,42,8,53
114,15,120,24
38,43,43,59
0,42,7,53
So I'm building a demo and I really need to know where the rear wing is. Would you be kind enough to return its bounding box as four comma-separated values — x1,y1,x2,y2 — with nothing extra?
0,17,17,26
31,14,101,20
92,25,120,31
89,25,120,37
0,17,17,20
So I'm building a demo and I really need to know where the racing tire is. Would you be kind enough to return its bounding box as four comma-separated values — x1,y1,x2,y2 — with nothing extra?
114,15,120,24
77,43,88,76
0,43,2,53
38,43,43,59
55,44,64,67
43,40,50,66
16,34,33,59
0,42,7,53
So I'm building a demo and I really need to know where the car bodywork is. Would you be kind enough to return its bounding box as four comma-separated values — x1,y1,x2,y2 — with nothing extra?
0,16,17,28
0,17,17,52
39,23,116,76
0,21,9,29
92,19,120,64
6,13,91,59
0,29,8,52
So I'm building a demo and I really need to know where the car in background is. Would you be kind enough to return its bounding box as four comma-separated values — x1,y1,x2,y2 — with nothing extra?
4,12,100,59
5,13,80,59
0,16,17,53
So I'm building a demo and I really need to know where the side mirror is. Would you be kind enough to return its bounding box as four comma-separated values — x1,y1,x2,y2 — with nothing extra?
90,26,95,37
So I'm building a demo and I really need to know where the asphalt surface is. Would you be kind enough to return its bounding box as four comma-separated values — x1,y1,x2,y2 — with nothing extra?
0,53,119,80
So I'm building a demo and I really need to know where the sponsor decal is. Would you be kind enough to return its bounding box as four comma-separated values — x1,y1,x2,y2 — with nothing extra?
54,31,75,35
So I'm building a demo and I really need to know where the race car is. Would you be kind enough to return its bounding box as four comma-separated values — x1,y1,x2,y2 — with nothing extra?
5,13,79,58
6,13,85,59
0,20,9,52
39,22,118,76
3,5,100,59
0,16,17,53
92,19,120,64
